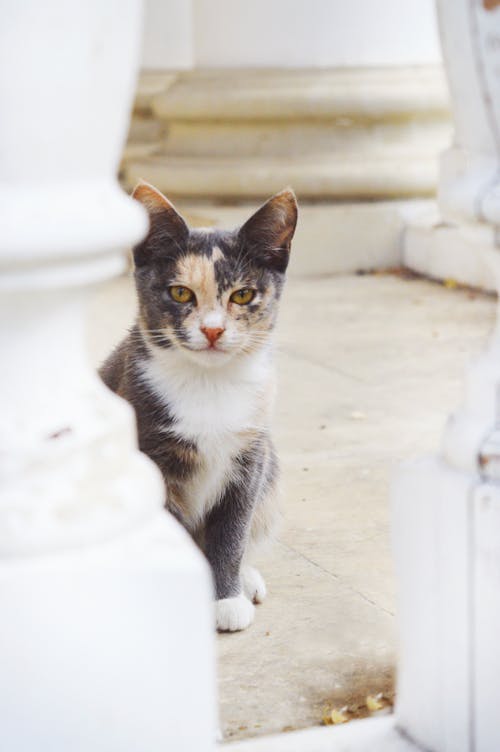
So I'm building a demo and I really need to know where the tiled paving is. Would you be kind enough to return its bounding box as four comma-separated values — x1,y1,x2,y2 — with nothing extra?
87,271,495,742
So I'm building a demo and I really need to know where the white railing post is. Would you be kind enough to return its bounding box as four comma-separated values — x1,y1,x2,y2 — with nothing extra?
393,2,500,751
0,3,216,750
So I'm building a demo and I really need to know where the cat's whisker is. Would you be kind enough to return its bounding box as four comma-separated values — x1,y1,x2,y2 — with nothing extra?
128,332,168,341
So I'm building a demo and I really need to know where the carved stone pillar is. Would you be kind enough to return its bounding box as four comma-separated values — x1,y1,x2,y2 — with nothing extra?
393,2,500,751
0,3,215,749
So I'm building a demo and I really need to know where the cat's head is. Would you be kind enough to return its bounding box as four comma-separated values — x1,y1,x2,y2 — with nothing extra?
131,181,298,368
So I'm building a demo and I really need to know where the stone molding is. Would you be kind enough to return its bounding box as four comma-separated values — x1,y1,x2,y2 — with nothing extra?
122,66,451,201
152,67,449,121
403,204,495,292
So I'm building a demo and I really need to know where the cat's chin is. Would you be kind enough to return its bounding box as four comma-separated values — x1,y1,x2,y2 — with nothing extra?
180,346,236,369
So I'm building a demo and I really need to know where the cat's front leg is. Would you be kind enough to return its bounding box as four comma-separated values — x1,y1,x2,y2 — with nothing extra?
203,481,256,632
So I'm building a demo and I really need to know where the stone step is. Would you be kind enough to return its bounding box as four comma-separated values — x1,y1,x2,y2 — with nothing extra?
123,152,441,200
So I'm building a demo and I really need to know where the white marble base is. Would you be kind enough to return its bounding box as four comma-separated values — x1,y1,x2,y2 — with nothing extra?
402,204,495,292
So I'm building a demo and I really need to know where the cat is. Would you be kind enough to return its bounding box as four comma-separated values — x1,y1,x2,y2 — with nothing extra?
99,180,298,632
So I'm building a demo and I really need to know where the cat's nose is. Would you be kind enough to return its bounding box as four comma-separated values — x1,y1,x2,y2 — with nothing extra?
200,326,225,345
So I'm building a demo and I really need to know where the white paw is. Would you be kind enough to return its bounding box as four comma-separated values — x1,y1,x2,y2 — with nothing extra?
215,594,255,632
242,566,267,604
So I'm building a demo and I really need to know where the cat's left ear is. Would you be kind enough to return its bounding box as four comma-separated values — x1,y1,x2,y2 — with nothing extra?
132,180,182,218
131,180,189,267
238,189,298,273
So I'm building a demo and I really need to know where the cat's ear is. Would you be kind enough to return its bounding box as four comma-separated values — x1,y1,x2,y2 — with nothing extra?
238,189,298,273
132,180,189,267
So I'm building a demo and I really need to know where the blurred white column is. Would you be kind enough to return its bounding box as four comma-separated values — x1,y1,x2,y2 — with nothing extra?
0,3,215,751
393,3,500,751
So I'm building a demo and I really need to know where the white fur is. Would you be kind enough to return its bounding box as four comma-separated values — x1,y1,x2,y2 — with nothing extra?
242,565,267,604
215,594,255,632
201,309,225,330
140,344,273,527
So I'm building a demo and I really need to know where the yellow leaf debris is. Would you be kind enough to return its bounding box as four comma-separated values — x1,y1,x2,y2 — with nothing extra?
366,694,384,712
329,707,349,725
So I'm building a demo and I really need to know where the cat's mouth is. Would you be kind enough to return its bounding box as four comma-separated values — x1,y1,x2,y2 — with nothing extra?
183,342,226,353
180,342,233,359
179,341,236,368
197,347,225,355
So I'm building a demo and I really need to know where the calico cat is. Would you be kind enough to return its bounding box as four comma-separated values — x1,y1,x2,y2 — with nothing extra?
100,181,297,632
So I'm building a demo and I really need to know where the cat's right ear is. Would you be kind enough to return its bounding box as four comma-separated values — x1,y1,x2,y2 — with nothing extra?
238,189,298,273
131,180,189,267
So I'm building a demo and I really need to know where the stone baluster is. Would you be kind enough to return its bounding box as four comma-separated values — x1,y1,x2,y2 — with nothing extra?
0,3,215,750
393,2,500,751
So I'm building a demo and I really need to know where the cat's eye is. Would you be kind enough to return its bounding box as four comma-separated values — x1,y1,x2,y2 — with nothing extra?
169,286,195,304
230,288,255,305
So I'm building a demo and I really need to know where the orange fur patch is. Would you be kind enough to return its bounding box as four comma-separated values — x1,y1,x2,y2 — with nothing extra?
175,253,218,301
132,180,176,214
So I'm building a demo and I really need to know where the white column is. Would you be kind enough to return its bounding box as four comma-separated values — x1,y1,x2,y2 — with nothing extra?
193,0,441,68
141,0,194,70
0,3,215,750
393,3,500,751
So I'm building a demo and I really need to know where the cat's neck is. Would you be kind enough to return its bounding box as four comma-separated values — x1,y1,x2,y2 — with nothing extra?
137,336,275,440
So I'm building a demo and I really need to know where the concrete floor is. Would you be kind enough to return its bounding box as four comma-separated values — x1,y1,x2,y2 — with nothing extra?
87,271,495,743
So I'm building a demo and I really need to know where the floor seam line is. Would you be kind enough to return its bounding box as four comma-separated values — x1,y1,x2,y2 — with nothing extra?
277,344,368,384
278,540,395,617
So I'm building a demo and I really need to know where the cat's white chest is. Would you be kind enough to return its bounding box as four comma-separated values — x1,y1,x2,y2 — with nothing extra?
141,349,271,525
167,370,259,439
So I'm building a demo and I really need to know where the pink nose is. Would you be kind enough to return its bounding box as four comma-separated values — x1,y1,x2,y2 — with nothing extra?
200,326,225,346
